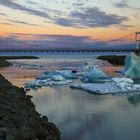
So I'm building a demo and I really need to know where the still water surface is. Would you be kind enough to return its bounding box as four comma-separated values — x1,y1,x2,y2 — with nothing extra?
0,54,140,140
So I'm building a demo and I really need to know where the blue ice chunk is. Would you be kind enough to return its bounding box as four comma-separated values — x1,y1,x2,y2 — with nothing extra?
81,67,109,83
58,70,77,79
125,53,140,79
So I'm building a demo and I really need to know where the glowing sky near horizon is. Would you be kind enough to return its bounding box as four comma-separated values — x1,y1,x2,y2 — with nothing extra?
0,0,140,49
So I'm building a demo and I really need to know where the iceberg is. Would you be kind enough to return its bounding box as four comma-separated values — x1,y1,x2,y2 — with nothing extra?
25,69,77,90
41,70,77,80
125,53,140,79
37,74,51,80
44,70,59,76
57,70,77,79
81,67,109,83
52,75,65,81
41,71,60,79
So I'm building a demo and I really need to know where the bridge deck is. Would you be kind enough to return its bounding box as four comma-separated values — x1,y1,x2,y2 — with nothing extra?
0,49,140,53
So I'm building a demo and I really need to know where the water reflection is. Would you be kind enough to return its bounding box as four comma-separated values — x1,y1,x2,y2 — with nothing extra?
29,87,111,140
28,85,140,140
1,58,140,140
128,94,140,107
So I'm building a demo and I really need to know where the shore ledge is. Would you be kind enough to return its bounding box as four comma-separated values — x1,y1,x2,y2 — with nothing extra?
0,74,61,140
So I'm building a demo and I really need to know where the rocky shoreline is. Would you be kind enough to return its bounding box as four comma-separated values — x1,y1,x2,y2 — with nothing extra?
97,55,126,65
0,74,61,140
0,60,12,68
0,56,38,60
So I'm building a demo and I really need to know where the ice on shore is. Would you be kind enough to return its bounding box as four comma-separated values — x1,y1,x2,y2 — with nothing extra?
125,53,140,79
70,78,140,96
24,80,50,91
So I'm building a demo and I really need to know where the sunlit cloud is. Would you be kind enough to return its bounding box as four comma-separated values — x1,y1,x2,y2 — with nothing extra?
0,0,50,18
54,7,128,28
0,0,129,28
0,12,7,16
8,19,39,26
114,0,140,10
0,0,139,42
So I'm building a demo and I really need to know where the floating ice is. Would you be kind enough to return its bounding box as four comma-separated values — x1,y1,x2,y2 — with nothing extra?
25,80,44,91
125,53,140,79
44,70,59,76
24,58,140,96
24,70,75,90
39,70,77,80
70,83,119,95
52,75,65,81
70,78,140,96
24,78,73,91
111,78,134,92
112,77,134,84
57,70,77,79
51,80,72,85
81,67,109,83
37,74,50,80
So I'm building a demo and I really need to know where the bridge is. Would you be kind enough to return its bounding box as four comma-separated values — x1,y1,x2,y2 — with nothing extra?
0,32,140,54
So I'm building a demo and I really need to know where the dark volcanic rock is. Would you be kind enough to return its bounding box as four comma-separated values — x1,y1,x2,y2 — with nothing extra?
0,74,60,140
97,55,126,65
0,60,12,68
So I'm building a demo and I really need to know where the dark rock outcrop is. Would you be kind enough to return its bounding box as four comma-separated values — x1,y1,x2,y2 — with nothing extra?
0,60,12,68
0,74,60,140
97,55,126,65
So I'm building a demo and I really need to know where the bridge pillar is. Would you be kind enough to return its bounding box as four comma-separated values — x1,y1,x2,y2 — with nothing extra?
136,32,140,49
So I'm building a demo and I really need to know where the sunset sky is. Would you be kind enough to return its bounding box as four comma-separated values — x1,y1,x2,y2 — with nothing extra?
0,0,140,50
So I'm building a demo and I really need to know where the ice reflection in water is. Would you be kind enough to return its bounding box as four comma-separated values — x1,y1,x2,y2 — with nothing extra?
29,85,140,140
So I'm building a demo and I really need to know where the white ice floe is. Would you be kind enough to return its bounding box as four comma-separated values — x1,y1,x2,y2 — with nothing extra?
51,80,73,85
24,80,49,90
39,70,77,80
70,77,140,96
70,83,119,95
24,80,72,91
52,75,65,81
112,77,134,84
25,69,78,90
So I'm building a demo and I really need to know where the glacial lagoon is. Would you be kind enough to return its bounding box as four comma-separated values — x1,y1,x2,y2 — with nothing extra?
1,54,140,140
